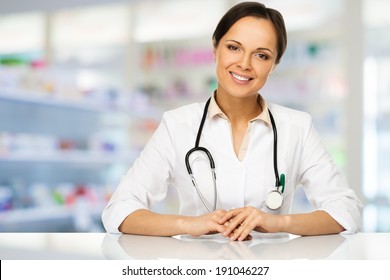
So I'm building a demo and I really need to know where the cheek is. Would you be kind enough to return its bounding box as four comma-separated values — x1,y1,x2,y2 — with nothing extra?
216,49,238,67
254,62,274,78
215,55,230,77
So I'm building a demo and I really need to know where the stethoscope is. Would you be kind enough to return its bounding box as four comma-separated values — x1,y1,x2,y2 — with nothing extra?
185,97,285,212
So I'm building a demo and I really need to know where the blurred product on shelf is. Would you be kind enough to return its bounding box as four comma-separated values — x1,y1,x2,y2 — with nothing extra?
0,52,134,232
0,181,114,213
0,132,56,155
141,44,214,70
0,63,123,109
0,132,126,155
0,186,12,211
0,179,115,232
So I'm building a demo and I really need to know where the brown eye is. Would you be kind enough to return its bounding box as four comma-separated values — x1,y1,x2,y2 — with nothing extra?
256,53,269,60
227,45,239,51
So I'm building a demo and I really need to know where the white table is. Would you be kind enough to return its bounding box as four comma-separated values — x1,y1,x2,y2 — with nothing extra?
0,232,389,260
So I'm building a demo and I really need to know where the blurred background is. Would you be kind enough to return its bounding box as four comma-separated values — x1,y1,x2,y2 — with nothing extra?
0,0,388,233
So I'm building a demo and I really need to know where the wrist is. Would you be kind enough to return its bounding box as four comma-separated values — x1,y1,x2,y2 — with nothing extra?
177,216,191,235
279,214,291,232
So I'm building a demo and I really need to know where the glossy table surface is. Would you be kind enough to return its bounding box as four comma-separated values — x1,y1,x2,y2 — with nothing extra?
0,232,389,260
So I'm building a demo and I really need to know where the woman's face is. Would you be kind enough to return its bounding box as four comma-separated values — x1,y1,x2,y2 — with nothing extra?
213,16,278,99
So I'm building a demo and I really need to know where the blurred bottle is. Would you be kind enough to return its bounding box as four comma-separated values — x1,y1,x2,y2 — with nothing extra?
0,185,12,211
71,185,97,232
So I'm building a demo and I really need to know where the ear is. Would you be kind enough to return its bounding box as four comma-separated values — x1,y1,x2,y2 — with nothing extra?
212,38,218,62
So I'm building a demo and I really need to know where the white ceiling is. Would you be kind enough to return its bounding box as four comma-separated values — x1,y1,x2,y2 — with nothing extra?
0,0,133,14
1,0,390,29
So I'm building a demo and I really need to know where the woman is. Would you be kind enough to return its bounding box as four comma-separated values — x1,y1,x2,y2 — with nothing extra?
102,2,362,241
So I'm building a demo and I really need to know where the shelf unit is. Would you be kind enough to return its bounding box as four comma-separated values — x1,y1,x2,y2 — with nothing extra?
0,86,135,232
0,89,117,113
0,203,105,232
0,150,135,165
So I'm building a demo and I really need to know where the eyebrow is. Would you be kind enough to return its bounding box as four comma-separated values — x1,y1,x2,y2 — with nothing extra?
225,39,274,54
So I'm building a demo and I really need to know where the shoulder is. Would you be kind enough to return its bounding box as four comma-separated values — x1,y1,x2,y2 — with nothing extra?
161,101,205,126
267,102,312,128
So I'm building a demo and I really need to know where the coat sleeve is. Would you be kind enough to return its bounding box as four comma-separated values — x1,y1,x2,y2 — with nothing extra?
297,118,363,234
101,113,176,233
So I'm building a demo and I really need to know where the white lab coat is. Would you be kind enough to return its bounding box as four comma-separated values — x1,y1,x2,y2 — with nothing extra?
102,100,362,234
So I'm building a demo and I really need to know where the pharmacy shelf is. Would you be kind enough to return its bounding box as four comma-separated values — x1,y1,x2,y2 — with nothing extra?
0,204,105,232
0,89,121,113
0,88,165,121
0,150,137,165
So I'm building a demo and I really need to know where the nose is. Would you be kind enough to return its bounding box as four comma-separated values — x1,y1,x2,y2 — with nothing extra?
237,53,252,70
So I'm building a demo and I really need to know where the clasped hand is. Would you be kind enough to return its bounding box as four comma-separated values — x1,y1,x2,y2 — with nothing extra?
188,206,280,241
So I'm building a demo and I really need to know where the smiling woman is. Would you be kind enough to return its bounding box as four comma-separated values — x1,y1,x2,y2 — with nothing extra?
102,1,362,241
212,17,277,119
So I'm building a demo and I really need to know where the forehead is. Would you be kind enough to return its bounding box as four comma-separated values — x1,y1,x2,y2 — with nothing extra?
224,16,277,49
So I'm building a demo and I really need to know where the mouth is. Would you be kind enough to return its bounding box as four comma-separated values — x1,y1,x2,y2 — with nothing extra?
230,72,253,83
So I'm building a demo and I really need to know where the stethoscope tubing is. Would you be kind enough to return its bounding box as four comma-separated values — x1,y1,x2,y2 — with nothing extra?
268,108,280,188
185,147,215,175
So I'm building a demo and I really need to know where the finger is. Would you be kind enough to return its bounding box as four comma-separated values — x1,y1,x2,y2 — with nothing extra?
227,216,254,241
205,212,229,234
214,209,228,217
228,225,244,241
216,224,228,234
237,226,253,241
229,225,252,241
234,233,253,241
218,210,237,224
219,207,245,225
223,212,247,237
236,216,257,241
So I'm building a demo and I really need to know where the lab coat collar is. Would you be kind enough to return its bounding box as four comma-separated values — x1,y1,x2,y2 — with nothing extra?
208,91,272,126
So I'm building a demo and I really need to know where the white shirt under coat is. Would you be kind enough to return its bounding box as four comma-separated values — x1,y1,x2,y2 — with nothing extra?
102,95,362,234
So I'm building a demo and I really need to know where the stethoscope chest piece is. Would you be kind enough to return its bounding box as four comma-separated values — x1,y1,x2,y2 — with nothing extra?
266,190,283,210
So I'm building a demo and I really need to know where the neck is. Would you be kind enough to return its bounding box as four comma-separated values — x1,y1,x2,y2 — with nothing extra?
215,92,262,123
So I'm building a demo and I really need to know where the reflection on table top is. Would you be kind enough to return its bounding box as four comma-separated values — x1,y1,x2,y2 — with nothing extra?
0,232,389,260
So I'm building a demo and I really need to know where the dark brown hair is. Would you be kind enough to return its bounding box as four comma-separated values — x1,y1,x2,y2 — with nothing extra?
212,1,287,64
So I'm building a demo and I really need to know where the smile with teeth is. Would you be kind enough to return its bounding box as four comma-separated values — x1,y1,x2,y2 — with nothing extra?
231,72,252,82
